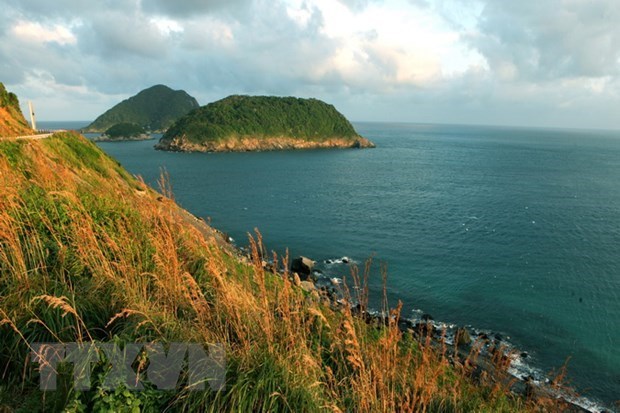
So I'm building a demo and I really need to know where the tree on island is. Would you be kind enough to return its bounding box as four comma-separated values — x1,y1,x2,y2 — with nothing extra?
103,123,147,139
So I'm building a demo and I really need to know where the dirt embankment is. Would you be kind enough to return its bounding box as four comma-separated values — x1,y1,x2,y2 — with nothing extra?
0,106,33,137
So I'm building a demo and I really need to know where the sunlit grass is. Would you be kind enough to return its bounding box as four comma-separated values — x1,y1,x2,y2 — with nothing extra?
0,132,571,411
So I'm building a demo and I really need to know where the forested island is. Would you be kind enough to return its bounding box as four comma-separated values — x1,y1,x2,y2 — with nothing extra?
155,95,375,152
84,84,199,133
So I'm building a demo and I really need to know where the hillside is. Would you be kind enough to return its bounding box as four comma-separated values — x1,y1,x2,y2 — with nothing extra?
0,132,578,412
0,82,33,137
156,95,375,152
84,84,199,132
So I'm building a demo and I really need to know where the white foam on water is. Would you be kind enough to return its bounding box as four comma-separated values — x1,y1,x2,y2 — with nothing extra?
324,256,356,265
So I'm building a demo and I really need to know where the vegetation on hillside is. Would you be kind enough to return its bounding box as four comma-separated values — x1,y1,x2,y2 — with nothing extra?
0,82,33,137
102,122,148,139
0,83,21,109
157,95,374,152
0,132,574,412
84,85,199,133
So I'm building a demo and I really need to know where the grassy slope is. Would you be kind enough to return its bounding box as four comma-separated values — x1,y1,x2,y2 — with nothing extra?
0,83,33,137
0,133,564,412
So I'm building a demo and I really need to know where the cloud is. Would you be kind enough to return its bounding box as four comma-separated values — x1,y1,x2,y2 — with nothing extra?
0,0,619,129
141,0,252,18
466,0,620,80
335,0,380,12
75,10,173,59
4,0,102,20
12,21,76,45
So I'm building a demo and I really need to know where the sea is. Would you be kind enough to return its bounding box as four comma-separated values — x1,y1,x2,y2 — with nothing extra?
41,121,620,411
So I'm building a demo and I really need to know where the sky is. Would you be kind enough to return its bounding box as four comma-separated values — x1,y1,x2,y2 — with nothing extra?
1,0,619,129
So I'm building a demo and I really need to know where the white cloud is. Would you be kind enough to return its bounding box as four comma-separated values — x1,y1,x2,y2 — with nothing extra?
150,17,184,36
12,21,76,45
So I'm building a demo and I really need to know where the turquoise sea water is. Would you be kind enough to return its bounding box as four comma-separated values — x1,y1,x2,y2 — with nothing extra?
43,121,620,409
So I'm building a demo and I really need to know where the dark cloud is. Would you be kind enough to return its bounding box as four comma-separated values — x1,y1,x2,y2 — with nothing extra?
141,0,252,17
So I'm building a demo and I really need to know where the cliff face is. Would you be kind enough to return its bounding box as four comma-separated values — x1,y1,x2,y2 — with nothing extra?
84,84,199,132
157,134,375,152
0,82,34,137
156,95,375,152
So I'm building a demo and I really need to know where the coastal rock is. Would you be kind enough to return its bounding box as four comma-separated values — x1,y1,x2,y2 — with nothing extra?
398,318,414,332
421,313,434,322
291,256,315,280
414,321,434,336
300,281,316,292
456,328,471,346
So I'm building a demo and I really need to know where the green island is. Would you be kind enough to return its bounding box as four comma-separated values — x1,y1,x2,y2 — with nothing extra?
94,122,151,142
155,95,375,152
0,88,576,412
84,84,199,133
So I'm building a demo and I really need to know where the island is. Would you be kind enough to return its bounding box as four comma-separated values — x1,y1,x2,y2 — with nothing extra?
83,84,199,133
93,122,152,142
155,95,375,152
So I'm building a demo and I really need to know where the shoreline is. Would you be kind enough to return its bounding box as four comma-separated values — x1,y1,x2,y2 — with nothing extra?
226,239,614,412
154,135,376,152
316,259,614,413
91,134,154,142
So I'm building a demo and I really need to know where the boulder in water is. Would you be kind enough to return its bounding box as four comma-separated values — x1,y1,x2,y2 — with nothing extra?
291,256,315,280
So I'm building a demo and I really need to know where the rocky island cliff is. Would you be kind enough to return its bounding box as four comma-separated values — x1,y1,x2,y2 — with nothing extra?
155,95,375,152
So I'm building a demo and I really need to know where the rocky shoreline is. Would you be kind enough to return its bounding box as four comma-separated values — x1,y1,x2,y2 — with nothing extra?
181,204,613,413
154,135,375,152
232,245,612,413
92,133,153,142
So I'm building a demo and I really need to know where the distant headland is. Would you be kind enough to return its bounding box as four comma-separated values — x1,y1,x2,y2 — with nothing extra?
155,95,375,152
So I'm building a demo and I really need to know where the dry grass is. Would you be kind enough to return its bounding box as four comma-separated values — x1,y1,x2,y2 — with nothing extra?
0,133,571,412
